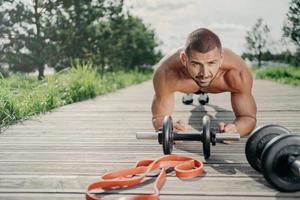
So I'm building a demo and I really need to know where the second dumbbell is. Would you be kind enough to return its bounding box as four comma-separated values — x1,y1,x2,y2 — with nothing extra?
136,115,240,159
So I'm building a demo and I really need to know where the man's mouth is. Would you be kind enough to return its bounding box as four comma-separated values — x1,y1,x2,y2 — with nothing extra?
192,75,212,87
199,79,209,83
196,77,211,83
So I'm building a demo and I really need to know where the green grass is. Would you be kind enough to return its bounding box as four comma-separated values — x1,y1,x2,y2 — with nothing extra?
251,66,300,86
0,63,152,131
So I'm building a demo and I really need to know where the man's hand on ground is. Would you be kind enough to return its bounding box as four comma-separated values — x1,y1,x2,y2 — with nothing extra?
173,120,187,132
173,120,187,144
218,122,238,144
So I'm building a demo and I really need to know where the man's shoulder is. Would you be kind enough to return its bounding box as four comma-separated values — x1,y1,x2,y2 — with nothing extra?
154,47,183,68
153,47,185,91
222,48,246,67
219,48,252,93
153,64,181,94
153,60,182,96
223,68,253,93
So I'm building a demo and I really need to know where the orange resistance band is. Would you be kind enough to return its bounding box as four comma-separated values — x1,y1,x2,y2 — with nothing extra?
86,154,204,200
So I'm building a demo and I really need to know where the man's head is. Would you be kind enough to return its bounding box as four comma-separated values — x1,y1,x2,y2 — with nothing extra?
180,28,223,88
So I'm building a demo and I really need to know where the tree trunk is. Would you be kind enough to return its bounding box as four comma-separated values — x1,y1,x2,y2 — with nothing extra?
258,47,262,67
38,65,45,80
34,0,45,80
100,59,105,78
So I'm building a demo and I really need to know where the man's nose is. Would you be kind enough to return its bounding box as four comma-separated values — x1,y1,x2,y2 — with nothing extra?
198,66,209,77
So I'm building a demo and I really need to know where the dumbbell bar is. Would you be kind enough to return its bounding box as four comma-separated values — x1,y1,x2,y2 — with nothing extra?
245,124,300,192
136,131,240,142
136,115,240,159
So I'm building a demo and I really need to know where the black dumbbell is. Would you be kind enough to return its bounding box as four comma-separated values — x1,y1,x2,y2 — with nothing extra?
181,93,209,105
136,115,240,159
245,124,300,192
182,93,194,105
197,92,209,105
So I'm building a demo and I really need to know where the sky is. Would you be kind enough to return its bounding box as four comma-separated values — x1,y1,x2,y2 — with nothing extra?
124,0,292,55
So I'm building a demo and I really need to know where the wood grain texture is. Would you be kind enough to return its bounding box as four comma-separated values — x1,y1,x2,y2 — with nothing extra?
1,79,300,199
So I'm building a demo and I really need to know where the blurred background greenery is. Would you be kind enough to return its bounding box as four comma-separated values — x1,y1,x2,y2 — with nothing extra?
0,0,161,129
0,0,299,130
0,0,162,79
0,62,152,130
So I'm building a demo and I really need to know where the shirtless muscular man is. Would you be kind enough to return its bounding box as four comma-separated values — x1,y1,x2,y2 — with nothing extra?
152,28,257,137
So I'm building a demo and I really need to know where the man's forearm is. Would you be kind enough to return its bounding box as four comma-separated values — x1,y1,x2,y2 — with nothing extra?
233,116,256,137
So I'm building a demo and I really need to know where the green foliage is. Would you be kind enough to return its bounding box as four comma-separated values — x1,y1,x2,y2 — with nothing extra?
0,0,60,79
242,50,300,66
0,0,161,79
283,0,300,48
244,18,271,67
0,67,10,78
97,14,162,72
251,66,300,86
0,63,152,131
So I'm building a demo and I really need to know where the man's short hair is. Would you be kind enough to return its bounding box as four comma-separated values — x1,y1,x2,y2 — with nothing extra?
184,28,222,55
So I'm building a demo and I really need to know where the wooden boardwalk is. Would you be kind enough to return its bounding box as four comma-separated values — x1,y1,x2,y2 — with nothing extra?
0,79,300,199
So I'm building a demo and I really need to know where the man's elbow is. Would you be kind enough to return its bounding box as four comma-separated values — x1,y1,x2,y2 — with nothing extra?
243,116,257,137
152,116,163,131
152,117,159,131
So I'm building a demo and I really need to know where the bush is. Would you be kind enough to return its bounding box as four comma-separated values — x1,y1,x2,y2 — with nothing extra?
0,67,10,78
251,66,300,86
0,63,152,131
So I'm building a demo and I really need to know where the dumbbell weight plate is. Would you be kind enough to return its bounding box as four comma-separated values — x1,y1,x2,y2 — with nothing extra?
162,116,173,154
198,93,209,105
261,134,300,192
245,124,291,172
182,94,193,105
202,115,211,159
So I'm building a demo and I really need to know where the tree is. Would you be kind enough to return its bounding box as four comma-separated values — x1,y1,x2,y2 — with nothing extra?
244,18,270,67
284,0,300,48
0,0,162,78
51,0,110,71
283,0,300,65
0,0,61,79
0,0,6,63
0,0,114,79
100,14,162,72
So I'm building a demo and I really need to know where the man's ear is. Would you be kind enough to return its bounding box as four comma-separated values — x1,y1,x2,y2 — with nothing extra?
180,51,187,67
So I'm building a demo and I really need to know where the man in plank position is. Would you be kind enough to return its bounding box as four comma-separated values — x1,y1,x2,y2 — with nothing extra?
152,28,257,137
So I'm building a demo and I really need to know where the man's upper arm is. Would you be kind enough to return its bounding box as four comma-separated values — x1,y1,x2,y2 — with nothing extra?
151,69,175,130
223,48,257,121
228,70,257,123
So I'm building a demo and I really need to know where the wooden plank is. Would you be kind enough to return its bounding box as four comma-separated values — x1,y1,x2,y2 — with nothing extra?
2,127,300,137
4,124,300,131
0,152,249,163
0,194,296,200
0,162,259,177
7,119,300,126
0,175,299,197
0,142,247,149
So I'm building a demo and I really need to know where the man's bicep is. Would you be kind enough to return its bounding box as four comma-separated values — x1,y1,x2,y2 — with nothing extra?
152,66,174,129
227,68,256,119
152,65,179,130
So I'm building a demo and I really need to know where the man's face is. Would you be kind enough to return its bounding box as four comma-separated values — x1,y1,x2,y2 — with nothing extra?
181,47,223,88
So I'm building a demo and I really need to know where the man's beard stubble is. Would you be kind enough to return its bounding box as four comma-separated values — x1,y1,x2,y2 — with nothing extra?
192,74,212,88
